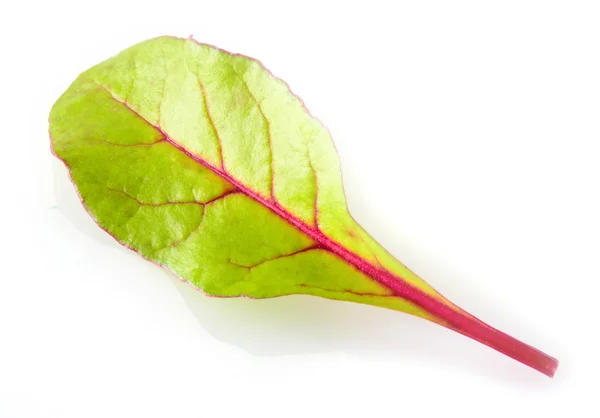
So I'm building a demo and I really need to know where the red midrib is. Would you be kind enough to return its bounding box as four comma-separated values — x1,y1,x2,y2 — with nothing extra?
102,85,558,377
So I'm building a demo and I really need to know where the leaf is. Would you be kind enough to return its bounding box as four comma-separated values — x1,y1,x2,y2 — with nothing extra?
50,36,558,377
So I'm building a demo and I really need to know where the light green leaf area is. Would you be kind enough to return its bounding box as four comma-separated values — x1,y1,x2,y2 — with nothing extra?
50,37,445,321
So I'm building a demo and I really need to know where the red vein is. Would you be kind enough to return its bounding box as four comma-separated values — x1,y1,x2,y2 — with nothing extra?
238,76,275,201
228,245,321,270
182,49,225,170
203,189,241,204
93,80,558,377
85,138,167,147
195,77,225,171
297,283,394,298
106,186,235,207
106,187,202,207
104,187,208,249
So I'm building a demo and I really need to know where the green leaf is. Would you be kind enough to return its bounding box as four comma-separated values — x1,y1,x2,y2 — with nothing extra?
50,36,558,377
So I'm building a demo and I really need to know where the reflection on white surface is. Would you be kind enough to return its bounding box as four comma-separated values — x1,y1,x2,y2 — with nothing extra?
172,273,543,386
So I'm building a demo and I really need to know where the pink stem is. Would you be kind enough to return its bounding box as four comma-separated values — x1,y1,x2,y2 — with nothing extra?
392,282,559,377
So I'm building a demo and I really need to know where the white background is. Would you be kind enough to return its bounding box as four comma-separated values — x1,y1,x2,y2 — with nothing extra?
2,1,599,417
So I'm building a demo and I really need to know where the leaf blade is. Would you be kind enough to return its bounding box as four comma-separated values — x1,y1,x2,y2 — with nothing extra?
50,36,558,376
